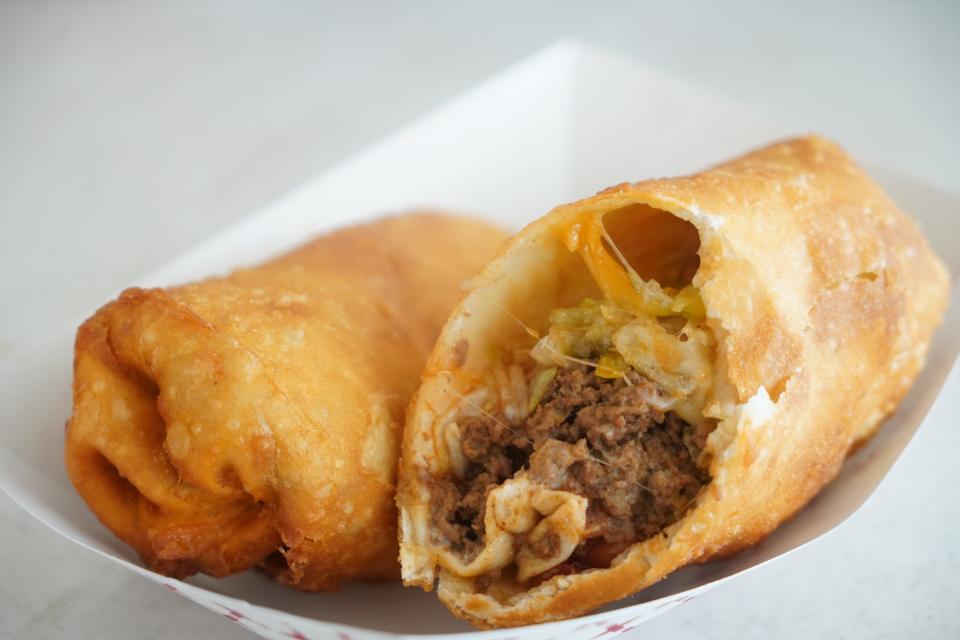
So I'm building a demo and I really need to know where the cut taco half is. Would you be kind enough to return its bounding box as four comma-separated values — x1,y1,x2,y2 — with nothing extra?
396,136,949,627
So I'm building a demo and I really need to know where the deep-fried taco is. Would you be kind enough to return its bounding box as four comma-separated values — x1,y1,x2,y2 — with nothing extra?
65,213,506,590
397,137,949,626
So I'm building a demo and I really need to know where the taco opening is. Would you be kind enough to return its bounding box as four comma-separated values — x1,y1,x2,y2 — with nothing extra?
427,203,718,593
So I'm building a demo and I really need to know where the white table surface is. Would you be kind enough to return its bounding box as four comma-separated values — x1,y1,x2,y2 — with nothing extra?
1,2,958,638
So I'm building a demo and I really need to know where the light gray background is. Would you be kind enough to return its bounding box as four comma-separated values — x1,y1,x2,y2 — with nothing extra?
1,1,958,638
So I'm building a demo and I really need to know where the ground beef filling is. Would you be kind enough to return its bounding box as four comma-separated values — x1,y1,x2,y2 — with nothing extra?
429,366,714,580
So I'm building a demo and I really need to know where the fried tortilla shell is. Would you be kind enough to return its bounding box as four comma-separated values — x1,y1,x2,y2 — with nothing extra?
65,213,506,590
397,137,949,626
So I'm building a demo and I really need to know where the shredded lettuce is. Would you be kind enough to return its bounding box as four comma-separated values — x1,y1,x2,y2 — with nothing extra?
530,299,627,365
596,351,627,379
530,296,713,423
527,367,558,412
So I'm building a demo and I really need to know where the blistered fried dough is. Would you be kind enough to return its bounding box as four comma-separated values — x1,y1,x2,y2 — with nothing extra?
397,137,949,626
65,213,506,590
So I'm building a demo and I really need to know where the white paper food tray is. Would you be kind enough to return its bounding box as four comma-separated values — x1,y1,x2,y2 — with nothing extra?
1,41,957,640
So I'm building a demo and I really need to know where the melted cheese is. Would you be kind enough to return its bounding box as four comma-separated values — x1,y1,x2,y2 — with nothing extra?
612,316,714,424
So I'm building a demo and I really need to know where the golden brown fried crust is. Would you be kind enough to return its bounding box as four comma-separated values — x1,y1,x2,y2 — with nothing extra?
64,213,506,590
397,136,949,626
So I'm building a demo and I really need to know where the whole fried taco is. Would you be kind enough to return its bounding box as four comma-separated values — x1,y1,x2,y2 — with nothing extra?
65,213,506,590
